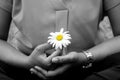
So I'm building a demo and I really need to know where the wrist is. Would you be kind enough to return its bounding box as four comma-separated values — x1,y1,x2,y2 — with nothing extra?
75,52,87,64
26,56,35,69
82,51,94,68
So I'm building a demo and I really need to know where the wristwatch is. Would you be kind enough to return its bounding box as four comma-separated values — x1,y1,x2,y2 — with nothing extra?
82,51,94,68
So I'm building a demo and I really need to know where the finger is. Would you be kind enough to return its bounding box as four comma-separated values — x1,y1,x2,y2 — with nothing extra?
47,64,71,77
47,48,62,61
52,52,76,64
45,49,55,56
34,66,49,77
34,65,70,78
34,43,52,53
30,68,47,79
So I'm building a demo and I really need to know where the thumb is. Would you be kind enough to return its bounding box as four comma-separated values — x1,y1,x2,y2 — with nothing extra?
35,43,52,53
47,48,61,61
52,53,73,64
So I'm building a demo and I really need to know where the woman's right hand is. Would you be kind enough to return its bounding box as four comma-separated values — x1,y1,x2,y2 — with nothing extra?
28,43,61,69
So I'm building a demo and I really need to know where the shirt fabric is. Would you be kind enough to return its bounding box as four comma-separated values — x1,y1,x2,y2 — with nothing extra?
10,0,101,54
0,0,119,54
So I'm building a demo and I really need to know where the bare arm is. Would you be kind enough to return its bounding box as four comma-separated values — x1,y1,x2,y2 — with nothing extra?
0,8,31,68
87,3,120,61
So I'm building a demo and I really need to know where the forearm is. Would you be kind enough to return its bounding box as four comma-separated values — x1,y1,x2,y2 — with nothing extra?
0,39,31,69
88,0,120,62
86,36,120,61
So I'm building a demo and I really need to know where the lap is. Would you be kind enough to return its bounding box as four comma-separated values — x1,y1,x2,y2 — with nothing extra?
85,65,120,80
0,72,14,80
0,61,41,80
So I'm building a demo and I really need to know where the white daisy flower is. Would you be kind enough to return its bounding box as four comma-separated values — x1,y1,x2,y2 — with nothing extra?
48,28,72,49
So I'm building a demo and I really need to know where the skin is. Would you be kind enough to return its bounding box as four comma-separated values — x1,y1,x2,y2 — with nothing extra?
30,2,120,80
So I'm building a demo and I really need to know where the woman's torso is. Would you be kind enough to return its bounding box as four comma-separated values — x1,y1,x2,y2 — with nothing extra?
8,0,102,54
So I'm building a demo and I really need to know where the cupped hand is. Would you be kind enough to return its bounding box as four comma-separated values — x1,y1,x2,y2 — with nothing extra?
30,64,71,80
28,43,61,69
52,51,86,65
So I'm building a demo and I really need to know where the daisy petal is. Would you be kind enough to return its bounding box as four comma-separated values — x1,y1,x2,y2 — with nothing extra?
50,32,55,36
48,28,71,49
60,28,64,33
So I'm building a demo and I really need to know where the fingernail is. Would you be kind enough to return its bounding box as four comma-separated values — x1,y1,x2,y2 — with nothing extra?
31,71,33,74
30,68,33,71
34,66,37,68
52,58,59,63
30,68,34,74
34,66,39,69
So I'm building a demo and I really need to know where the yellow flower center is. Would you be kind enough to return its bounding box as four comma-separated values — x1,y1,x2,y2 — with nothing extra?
56,34,63,41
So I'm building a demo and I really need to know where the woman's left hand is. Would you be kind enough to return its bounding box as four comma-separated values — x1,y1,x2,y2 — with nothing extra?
52,51,86,65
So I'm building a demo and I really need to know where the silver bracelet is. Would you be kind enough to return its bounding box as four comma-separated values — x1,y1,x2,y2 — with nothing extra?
82,51,94,68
